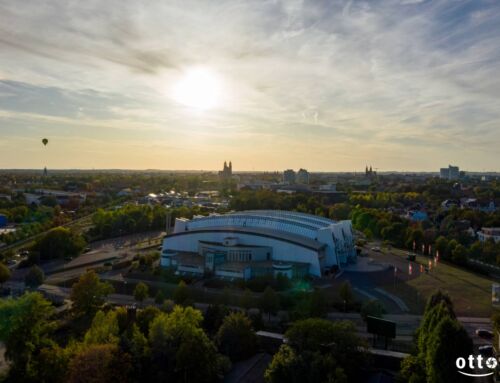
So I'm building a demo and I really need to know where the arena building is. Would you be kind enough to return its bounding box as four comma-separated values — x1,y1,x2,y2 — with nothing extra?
160,210,356,280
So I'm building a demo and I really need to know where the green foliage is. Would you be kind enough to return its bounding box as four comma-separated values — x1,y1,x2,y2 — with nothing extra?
91,205,167,239
339,281,353,308
66,344,133,383
136,306,161,335
360,300,386,322
400,290,472,382
259,286,279,320
425,317,473,382
0,292,55,381
0,262,11,286
328,203,352,220
154,290,165,305
148,306,220,382
240,288,253,311
173,280,190,305
203,304,230,335
133,282,149,303
84,310,119,345
118,323,149,382
265,318,366,383
399,355,426,383
33,344,73,383
452,244,468,265
70,271,114,316
34,226,86,260
264,344,300,383
24,265,45,288
309,288,329,318
215,312,257,361
424,290,455,317
161,299,175,313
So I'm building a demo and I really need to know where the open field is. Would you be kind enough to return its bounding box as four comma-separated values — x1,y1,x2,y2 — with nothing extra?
377,246,496,317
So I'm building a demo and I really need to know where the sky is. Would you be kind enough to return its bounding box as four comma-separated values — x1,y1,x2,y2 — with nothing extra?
0,0,499,172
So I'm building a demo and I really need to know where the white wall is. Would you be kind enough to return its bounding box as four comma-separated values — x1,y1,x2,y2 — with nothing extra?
163,231,322,276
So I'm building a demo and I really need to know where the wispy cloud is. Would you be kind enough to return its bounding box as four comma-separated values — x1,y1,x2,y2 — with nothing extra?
0,0,499,171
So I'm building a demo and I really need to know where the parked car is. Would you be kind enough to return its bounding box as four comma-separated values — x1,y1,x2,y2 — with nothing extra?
406,253,416,261
475,329,494,339
371,247,381,252
478,345,494,357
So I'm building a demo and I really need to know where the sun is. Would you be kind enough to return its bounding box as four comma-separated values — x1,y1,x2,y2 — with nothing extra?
172,68,222,110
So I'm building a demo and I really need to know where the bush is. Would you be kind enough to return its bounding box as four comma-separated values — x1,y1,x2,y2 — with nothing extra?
360,300,386,322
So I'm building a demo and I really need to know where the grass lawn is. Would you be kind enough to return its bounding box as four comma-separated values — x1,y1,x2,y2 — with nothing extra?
381,247,495,317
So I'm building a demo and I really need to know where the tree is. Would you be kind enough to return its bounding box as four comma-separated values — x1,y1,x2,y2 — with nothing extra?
329,203,352,220
154,290,165,305
0,262,11,288
452,244,468,265
173,280,190,305
240,288,253,312
259,286,279,321
67,344,132,383
360,300,386,322
70,270,114,316
425,317,473,382
34,226,86,260
203,304,229,335
34,344,72,383
215,312,258,361
0,292,55,381
136,306,161,335
400,289,472,383
121,324,149,381
264,344,300,383
434,236,448,257
309,288,329,318
424,290,454,318
84,310,119,345
134,282,149,303
148,306,220,382
265,318,366,383
24,264,45,288
339,281,353,310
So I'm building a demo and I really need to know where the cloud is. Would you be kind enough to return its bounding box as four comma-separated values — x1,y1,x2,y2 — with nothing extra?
0,0,499,171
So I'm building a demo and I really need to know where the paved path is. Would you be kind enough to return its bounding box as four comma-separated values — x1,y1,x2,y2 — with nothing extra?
374,287,410,312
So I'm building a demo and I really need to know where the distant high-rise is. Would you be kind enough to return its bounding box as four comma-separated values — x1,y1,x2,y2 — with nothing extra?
440,165,460,180
219,161,233,179
296,168,309,184
283,169,296,184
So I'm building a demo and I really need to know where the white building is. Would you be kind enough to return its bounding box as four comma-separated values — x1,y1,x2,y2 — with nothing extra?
477,228,500,243
160,210,356,280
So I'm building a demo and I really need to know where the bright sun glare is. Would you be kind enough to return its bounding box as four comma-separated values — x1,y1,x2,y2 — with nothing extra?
172,68,222,110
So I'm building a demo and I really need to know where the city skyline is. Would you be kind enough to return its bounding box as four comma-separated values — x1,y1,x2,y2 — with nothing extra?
1,0,500,171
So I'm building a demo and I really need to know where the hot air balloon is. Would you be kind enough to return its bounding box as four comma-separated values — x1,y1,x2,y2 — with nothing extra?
42,138,48,146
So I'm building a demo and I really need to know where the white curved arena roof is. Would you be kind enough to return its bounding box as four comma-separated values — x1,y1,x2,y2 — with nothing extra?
185,210,336,239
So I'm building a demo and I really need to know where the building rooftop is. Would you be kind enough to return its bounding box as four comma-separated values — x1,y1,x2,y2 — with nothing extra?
185,210,339,240
169,225,326,252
